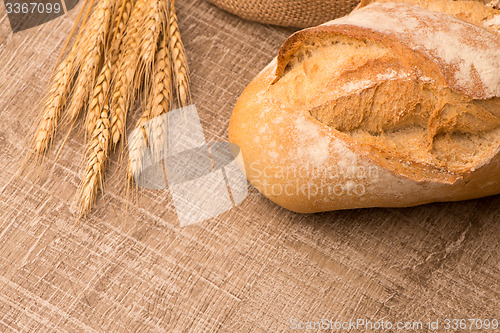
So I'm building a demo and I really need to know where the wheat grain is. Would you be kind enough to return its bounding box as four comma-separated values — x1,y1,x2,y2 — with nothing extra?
78,106,111,216
168,0,191,107
65,0,112,123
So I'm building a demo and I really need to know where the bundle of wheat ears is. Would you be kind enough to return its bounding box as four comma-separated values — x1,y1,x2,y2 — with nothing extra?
32,0,191,216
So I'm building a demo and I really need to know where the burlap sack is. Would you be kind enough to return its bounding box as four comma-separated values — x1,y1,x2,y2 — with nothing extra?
206,0,361,28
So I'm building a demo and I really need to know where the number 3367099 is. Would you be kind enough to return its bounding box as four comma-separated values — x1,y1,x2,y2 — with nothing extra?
443,319,498,330
5,2,62,14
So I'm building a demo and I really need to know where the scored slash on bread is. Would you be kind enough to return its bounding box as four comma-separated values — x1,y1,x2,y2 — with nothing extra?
229,0,500,213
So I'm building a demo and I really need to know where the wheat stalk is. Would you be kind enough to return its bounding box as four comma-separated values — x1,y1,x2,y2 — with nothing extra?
79,106,111,216
65,0,112,123
168,0,191,107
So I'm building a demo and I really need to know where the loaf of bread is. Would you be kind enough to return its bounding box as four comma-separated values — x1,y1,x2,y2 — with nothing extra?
228,0,500,213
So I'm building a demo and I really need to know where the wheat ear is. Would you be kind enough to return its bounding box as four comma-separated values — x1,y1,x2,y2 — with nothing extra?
110,0,145,147
86,61,112,136
110,0,134,55
168,0,191,107
139,31,172,124
148,31,172,161
31,0,97,161
85,0,133,137
33,0,93,158
78,106,111,216
65,0,112,122
79,0,137,214
33,51,77,159
150,32,173,118
139,0,168,70
129,31,172,177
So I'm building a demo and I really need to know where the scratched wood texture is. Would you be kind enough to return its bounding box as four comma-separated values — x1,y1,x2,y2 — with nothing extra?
0,0,499,332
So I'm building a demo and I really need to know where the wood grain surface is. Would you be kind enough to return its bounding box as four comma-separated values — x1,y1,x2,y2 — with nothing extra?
0,0,498,332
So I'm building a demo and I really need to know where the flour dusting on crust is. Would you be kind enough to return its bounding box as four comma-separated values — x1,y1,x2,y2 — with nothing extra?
321,2,500,99
341,69,411,94
294,117,330,165
484,14,500,28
